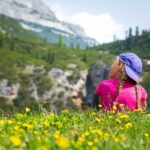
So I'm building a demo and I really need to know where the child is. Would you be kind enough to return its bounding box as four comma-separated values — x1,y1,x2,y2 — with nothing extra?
96,53,147,112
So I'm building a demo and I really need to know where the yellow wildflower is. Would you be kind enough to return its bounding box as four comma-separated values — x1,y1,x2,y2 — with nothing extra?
91,129,97,134
77,137,84,145
9,136,21,146
82,131,90,138
108,116,113,119
144,133,149,137
118,112,122,116
55,136,69,149
14,126,19,131
92,112,96,116
120,103,125,107
125,122,132,129
85,131,90,136
0,120,4,125
114,136,119,143
112,103,117,110
25,107,30,113
44,130,49,135
7,120,13,125
54,131,60,139
87,141,94,146
91,129,103,135
95,118,100,123
97,130,103,136
70,130,78,136
146,114,150,117
23,123,33,129
120,115,129,119
43,121,49,127
33,131,38,135
115,119,121,124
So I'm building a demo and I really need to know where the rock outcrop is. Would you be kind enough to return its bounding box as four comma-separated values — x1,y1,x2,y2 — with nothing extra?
0,79,20,103
0,62,109,109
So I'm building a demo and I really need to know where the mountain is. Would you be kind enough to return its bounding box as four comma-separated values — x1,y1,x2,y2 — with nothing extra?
0,15,44,43
0,0,97,48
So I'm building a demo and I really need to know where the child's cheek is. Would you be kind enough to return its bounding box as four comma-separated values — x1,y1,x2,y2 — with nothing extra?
109,67,114,79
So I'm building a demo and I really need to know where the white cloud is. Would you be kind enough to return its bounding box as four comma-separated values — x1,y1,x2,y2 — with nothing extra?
42,1,124,43
70,12,125,43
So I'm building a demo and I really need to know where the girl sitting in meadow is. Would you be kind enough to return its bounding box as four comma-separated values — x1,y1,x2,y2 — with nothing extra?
96,53,147,112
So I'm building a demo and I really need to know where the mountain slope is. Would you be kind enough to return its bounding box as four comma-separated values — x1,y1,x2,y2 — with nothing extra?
0,0,97,48
0,15,44,43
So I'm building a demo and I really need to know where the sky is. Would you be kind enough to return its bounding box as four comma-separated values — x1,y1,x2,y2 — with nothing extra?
42,0,150,43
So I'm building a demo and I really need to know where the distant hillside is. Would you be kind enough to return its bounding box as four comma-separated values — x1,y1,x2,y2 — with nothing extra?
92,30,150,59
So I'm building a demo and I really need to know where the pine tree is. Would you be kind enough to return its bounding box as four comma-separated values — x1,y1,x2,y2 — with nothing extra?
82,52,87,62
59,35,65,47
47,50,55,64
135,26,139,37
129,28,132,38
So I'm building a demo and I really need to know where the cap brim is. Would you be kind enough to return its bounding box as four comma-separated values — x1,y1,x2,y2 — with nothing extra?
125,65,138,83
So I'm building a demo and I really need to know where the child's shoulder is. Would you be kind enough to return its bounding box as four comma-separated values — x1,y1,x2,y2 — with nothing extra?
98,79,119,90
99,79,119,87
96,79,118,95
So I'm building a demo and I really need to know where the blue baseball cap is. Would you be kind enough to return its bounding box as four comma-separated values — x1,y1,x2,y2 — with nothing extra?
119,53,142,83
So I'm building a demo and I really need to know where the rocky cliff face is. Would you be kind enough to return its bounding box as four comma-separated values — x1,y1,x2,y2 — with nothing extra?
0,64,87,108
0,79,19,102
0,62,110,109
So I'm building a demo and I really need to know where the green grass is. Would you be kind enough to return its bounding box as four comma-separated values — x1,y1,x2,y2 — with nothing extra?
0,108,150,150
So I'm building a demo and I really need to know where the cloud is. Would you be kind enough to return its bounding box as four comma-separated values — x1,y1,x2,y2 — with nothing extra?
71,12,125,43
42,1,124,43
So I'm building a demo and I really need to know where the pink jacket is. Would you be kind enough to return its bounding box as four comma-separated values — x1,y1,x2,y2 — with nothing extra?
96,79,147,111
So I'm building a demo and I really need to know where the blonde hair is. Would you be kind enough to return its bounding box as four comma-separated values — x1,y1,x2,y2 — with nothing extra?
135,85,147,111
115,67,127,102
